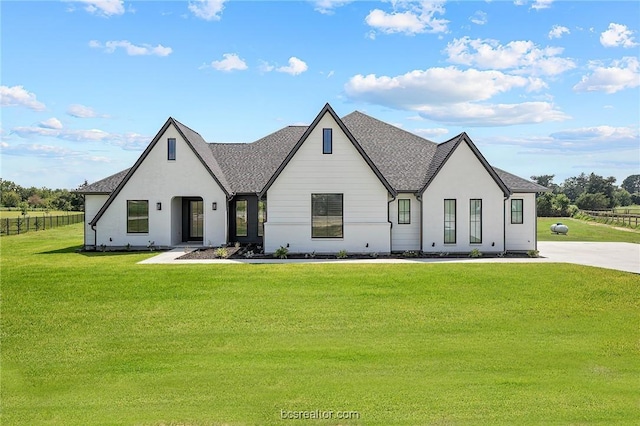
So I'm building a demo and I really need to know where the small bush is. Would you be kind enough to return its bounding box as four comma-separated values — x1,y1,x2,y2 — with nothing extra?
402,250,418,258
214,247,229,259
527,249,539,258
274,246,289,259
469,248,482,258
337,249,348,259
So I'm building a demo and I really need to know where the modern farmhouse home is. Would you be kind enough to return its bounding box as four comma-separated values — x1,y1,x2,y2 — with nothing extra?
80,103,547,254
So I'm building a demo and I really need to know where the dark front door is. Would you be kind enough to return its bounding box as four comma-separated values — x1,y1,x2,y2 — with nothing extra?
182,198,203,242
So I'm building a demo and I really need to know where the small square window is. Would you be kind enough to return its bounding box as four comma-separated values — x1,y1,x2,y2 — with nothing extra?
168,138,176,160
323,128,332,154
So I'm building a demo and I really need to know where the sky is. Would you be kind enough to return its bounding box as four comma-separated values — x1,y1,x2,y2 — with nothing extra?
1,0,639,190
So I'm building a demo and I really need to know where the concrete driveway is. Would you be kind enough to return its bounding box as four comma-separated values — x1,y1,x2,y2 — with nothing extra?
538,242,639,274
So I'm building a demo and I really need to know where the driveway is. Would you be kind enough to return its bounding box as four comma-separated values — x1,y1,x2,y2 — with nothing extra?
538,242,639,274
141,242,639,274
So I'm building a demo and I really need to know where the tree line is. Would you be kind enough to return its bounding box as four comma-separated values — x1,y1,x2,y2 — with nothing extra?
0,179,86,212
532,173,640,217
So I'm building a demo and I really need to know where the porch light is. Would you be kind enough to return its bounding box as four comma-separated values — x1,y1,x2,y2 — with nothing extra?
212,202,217,210
156,202,162,210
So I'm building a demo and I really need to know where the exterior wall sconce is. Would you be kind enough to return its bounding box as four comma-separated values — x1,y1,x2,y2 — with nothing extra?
431,242,435,247
156,202,162,210
212,202,217,210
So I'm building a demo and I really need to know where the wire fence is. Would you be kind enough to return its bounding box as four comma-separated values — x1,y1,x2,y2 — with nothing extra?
0,213,84,236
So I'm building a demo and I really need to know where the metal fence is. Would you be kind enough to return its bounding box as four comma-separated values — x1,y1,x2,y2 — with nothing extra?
580,209,640,227
0,213,84,236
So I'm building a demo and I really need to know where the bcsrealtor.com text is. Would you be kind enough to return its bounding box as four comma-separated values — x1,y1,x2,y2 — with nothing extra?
280,409,360,420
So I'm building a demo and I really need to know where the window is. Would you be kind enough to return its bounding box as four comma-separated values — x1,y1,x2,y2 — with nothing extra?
168,138,176,160
398,199,411,224
470,199,482,244
312,194,343,238
258,200,266,237
323,128,332,154
511,199,523,224
236,200,247,237
444,199,456,244
127,200,149,233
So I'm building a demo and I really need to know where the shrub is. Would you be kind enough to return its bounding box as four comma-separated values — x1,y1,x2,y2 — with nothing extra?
214,247,229,259
274,246,288,259
469,248,482,258
337,249,348,259
402,250,418,258
527,249,539,258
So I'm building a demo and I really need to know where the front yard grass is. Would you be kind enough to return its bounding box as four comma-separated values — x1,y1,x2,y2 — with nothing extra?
538,216,640,243
2,225,639,425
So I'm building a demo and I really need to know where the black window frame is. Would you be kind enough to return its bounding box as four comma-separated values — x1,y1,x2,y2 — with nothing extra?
398,199,411,224
235,199,248,237
167,138,176,161
322,128,332,154
470,199,482,244
257,200,267,237
444,199,456,244
511,199,524,224
311,193,343,238
127,200,149,234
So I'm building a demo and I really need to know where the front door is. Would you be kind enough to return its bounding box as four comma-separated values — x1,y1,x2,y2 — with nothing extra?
189,200,203,241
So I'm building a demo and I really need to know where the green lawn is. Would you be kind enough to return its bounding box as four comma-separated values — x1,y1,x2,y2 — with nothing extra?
2,225,639,425
538,217,640,243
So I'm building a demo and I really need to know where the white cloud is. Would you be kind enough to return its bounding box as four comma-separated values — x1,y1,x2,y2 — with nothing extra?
0,85,46,111
210,53,248,72
365,0,448,36
67,104,108,118
89,40,172,56
414,101,569,126
258,60,275,73
1,142,112,162
276,57,308,75
444,37,575,76
72,0,125,17
469,11,487,25
188,0,226,21
39,118,63,130
573,57,640,94
600,23,638,48
313,0,351,14
345,67,544,108
531,0,553,10
412,127,449,138
548,25,570,39
10,125,149,151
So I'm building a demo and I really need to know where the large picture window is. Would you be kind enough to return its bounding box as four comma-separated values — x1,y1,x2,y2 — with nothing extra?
167,138,176,160
511,199,523,224
470,199,482,244
398,199,411,224
312,194,343,238
444,199,456,244
127,200,149,233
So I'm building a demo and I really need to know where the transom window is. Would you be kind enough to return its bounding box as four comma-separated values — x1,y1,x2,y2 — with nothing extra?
322,128,332,154
167,138,176,160
312,193,343,238
127,200,149,233
398,199,411,224
511,199,523,224
470,199,482,244
444,199,456,244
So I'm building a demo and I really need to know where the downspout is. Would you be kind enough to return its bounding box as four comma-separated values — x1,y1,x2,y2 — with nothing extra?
226,193,234,245
91,224,97,250
387,192,396,253
415,193,423,252
503,195,508,254
534,193,539,251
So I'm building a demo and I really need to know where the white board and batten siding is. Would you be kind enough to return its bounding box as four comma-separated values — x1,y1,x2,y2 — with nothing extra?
505,193,537,251
389,193,421,252
93,124,227,248
422,141,506,253
264,112,391,254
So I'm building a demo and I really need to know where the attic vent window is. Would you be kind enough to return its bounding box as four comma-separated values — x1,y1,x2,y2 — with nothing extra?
322,128,332,154
168,138,176,160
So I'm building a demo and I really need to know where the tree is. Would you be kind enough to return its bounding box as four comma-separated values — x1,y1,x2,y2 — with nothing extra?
621,174,640,194
585,173,616,207
561,173,588,202
27,194,45,208
531,175,559,192
552,193,571,215
614,188,632,207
2,190,21,207
576,192,609,210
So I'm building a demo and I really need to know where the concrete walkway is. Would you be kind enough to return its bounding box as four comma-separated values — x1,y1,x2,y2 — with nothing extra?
139,242,639,274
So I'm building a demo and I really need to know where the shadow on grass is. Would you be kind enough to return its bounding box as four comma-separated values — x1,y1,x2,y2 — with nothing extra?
39,245,154,257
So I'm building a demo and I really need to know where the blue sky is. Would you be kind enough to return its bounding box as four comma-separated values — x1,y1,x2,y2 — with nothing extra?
1,0,639,189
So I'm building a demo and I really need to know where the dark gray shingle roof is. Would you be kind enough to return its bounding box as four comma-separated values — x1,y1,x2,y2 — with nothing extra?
83,111,548,198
